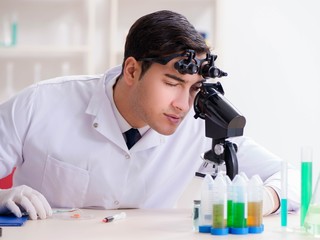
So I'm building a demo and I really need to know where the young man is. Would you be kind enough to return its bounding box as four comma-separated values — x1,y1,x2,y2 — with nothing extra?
0,10,299,220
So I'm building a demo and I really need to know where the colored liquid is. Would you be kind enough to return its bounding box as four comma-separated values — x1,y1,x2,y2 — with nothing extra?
212,204,226,228
11,22,17,46
233,202,247,228
304,204,320,237
227,200,233,227
247,201,262,226
301,161,312,226
281,198,288,226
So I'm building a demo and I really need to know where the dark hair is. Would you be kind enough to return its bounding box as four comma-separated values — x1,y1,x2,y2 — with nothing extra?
120,10,210,77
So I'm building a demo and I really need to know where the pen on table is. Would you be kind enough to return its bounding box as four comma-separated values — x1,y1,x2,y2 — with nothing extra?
281,160,288,227
102,212,126,223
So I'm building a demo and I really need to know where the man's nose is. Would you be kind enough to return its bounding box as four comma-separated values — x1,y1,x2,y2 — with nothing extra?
172,90,192,112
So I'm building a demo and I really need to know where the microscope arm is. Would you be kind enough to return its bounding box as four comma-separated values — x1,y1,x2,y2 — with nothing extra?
202,139,239,180
224,141,239,179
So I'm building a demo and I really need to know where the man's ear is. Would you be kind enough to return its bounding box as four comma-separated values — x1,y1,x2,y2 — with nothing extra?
123,57,141,85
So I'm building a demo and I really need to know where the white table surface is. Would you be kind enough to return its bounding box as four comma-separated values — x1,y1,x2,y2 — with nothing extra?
0,208,316,240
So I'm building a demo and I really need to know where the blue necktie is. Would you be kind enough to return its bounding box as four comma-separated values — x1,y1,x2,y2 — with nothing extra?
125,128,141,149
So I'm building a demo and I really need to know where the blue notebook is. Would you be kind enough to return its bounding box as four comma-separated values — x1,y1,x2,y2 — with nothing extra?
0,214,28,226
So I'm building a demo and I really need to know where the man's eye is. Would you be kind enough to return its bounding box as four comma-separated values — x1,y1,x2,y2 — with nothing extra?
191,85,201,92
165,82,178,87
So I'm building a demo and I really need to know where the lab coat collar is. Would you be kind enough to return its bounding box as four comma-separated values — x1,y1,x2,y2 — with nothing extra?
85,67,166,152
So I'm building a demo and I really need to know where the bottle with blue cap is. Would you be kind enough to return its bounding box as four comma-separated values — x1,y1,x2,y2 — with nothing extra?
211,173,228,235
225,175,233,228
198,174,214,233
229,174,249,234
247,175,264,233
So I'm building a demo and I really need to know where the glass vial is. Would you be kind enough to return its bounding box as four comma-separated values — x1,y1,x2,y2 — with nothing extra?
192,200,201,232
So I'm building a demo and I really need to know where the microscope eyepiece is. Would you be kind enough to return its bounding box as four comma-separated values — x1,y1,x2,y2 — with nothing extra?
200,65,228,78
174,60,198,75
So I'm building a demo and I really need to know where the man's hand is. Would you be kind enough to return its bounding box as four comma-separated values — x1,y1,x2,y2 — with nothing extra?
263,186,280,216
0,185,52,220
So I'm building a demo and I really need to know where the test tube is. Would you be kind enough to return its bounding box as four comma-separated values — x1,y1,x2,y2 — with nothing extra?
199,174,215,233
301,146,313,226
247,175,264,233
11,13,18,46
239,171,249,182
211,173,228,235
281,160,288,227
225,175,233,228
304,173,320,237
229,174,248,235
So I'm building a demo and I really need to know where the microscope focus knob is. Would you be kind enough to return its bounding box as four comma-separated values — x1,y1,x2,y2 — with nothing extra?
214,143,225,155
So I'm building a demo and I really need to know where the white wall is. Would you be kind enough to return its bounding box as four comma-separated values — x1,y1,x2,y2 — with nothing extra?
214,0,320,183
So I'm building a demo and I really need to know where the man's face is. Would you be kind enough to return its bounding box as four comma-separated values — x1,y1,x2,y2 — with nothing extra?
129,57,205,135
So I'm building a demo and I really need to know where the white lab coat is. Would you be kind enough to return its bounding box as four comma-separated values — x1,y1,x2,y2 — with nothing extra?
0,66,299,211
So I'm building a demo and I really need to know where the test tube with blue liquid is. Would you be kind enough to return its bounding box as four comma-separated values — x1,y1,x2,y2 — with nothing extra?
281,160,288,227
301,146,313,226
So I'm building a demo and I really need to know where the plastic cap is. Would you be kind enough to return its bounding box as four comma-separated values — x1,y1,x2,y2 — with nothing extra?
199,225,211,233
229,227,249,235
248,224,264,234
211,227,229,235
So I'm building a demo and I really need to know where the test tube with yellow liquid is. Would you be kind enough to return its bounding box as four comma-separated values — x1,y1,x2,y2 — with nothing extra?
247,175,264,233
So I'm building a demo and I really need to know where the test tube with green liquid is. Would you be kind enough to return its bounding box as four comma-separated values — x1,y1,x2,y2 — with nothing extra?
229,175,248,235
301,146,313,226
225,175,233,228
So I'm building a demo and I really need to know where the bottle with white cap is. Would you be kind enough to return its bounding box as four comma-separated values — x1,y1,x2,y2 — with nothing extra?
247,174,264,233
198,174,214,233
211,173,228,235
229,174,248,235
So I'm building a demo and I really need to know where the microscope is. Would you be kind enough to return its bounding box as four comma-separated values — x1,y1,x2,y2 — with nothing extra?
140,49,246,180
194,82,246,180
192,51,246,180
174,49,246,180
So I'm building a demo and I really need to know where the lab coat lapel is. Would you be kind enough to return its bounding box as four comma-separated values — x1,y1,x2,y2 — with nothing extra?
85,77,127,150
94,100,127,149
87,95,165,151
89,101,165,151
85,70,165,152
130,129,166,152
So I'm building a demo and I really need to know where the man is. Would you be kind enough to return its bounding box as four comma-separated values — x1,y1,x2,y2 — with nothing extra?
0,10,299,220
